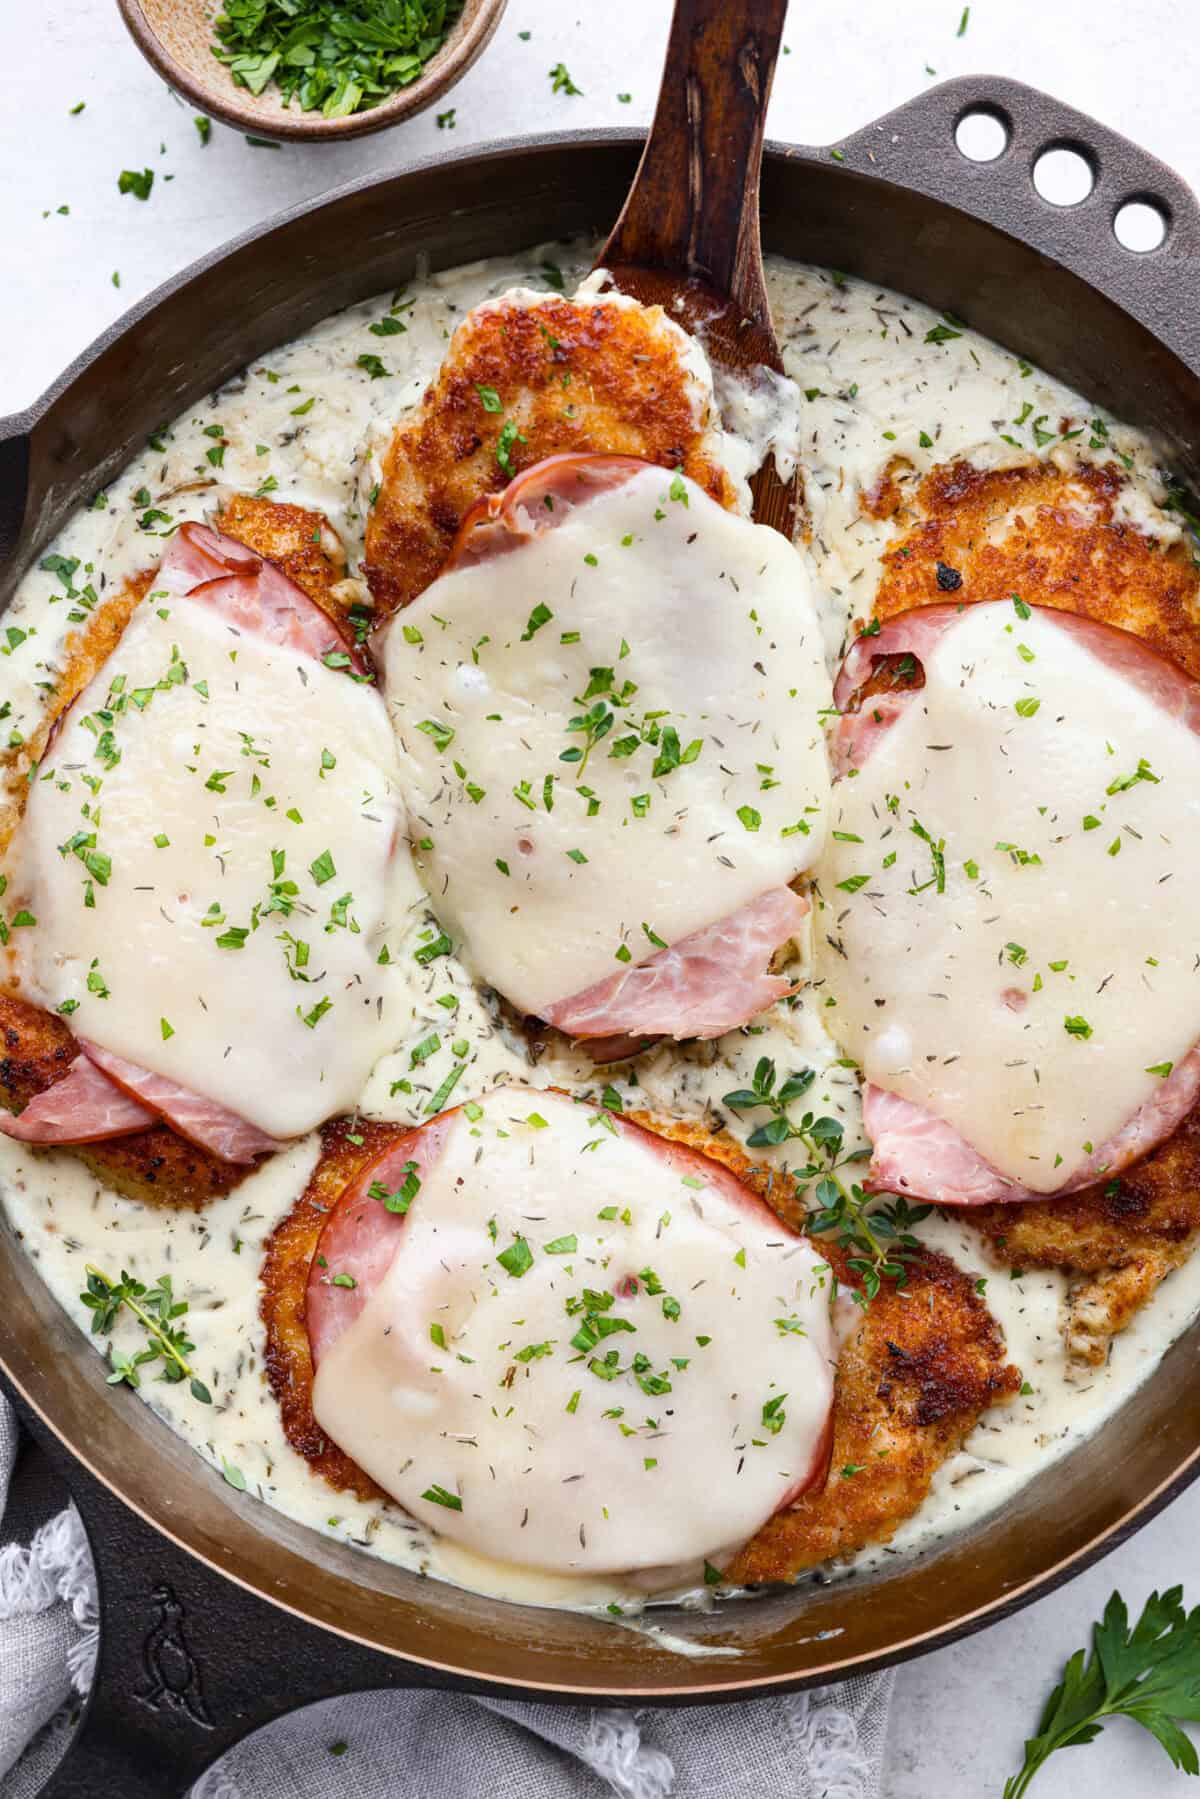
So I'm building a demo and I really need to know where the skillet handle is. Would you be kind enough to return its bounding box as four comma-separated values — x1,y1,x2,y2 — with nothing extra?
835,74,1200,383
0,425,31,583
7,1388,434,1799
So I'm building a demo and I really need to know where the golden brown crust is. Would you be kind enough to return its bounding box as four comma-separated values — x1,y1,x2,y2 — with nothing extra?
261,1106,1019,1576
969,1108,1200,1364
627,1113,1020,1580
217,493,354,634
0,992,246,1210
260,1116,395,1502
363,294,737,614
725,1244,1020,1582
864,457,1200,678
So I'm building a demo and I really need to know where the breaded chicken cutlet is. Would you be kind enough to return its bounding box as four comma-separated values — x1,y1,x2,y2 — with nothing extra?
860,452,1200,1358
0,495,352,1209
362,289,738,614
260,1110,1019,1580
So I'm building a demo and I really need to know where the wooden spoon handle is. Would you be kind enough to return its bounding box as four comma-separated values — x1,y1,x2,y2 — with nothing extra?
598,0,788,337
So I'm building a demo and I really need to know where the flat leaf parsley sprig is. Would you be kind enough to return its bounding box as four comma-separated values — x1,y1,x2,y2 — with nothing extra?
80,1265,212,1405
721,1056,930,1305
1006,1587,1200,1795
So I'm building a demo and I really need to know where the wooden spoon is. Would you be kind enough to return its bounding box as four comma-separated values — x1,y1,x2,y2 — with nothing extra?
595,0,795,538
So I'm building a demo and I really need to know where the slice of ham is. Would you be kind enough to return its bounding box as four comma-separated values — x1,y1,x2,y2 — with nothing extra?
540,886,808,1051
834,601,1200,774
838,602,1200,1206
158,522,367,674
442,453,650,573
80,1042,282,1166
307,1117,455,1366
0,1056,156,1145
831,605,960,775
305,1098,831,1513
865,1027,1200,1207
429,453,814,1055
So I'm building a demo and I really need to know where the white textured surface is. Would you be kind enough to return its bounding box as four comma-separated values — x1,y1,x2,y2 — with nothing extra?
3,1,1200,1793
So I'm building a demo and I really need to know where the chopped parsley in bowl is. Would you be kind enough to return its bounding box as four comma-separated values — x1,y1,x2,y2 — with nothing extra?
118,0,507,142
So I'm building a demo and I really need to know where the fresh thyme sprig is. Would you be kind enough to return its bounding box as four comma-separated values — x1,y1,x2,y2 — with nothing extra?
559,697,614,774
80,1265,212,1405
721,1057,930,1305
1005,1588,1200,1795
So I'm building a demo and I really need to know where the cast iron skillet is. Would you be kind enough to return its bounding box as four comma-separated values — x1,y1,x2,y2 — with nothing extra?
2,76,1200,1798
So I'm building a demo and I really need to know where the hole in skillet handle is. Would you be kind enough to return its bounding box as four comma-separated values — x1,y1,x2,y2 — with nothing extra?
1032,142,1097,206
1115,196,1170,252
5,1386,423,1799
954,104,1010,163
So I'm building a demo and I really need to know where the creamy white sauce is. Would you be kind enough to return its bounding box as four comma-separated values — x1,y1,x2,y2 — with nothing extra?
820,601,1200,1190
15,592,405,1138
0,244,1193,1622
381,467,830,1015
313,1086,835,1578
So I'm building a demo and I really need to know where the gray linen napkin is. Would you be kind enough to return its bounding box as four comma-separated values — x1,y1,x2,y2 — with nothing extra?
0,1392,893,1798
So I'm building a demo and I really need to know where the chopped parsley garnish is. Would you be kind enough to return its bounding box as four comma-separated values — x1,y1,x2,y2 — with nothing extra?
118,168,154,201
497,1237,533,1278
424,1064,466,1114
369,1162,420,1213
210,0,464,115
521,602,553,640
1106,758,1160,795
760,1394,787,1435
421,1484,462,1511
417,717,454,752
495,419,527,475
414,929,452,965
909,818,946,894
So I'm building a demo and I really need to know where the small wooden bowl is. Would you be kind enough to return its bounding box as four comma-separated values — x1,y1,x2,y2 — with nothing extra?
117,0,508,143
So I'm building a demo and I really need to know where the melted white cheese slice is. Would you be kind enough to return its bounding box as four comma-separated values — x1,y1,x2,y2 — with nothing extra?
312,1088,835,1578
818,603,1200,1190
16,594,406,1139
380,467,831,1016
